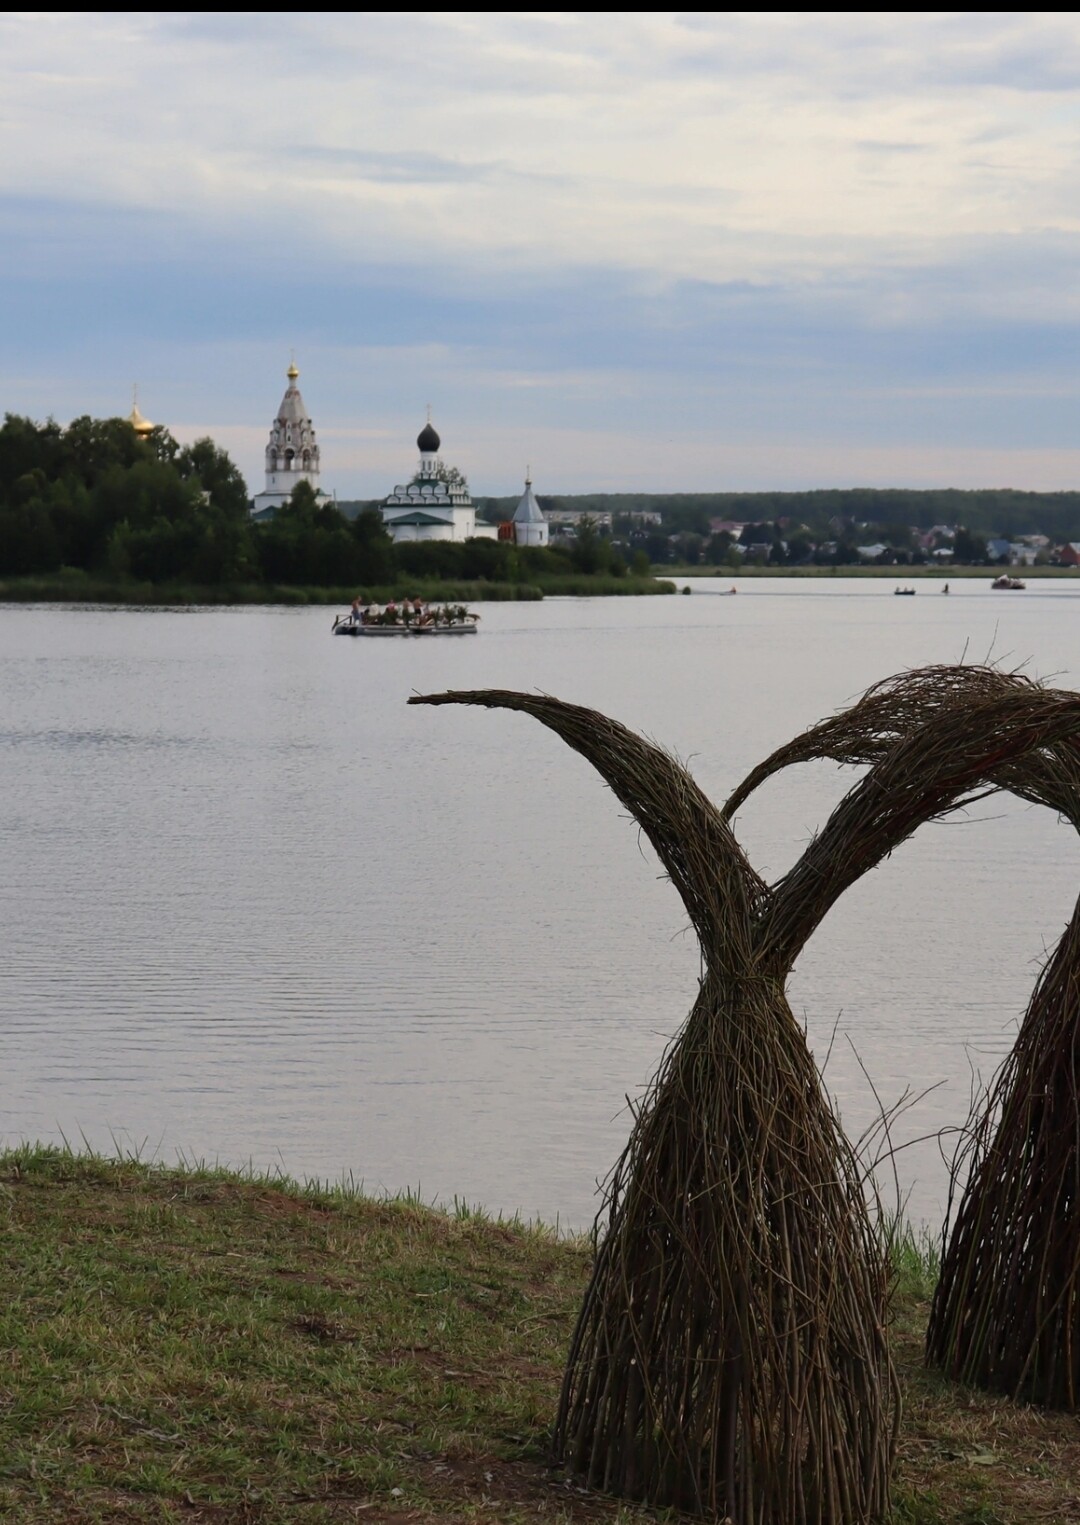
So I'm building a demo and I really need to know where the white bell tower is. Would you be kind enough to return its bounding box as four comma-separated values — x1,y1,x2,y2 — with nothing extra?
250,360,327,515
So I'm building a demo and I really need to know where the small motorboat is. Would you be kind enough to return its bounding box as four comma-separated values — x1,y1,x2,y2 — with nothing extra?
991,575,1026,590
893,586,916,596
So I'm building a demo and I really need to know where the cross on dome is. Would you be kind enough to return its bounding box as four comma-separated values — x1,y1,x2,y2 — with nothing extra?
417,409,441,455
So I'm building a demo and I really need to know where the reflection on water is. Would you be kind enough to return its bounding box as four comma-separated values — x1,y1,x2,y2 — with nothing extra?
3,581,1080,1229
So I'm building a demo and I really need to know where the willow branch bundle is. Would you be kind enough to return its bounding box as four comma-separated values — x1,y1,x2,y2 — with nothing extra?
724,663,1080,1409
411,689,898,1523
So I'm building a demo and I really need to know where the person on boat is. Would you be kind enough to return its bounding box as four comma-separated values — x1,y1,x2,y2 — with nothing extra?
385,599,399,623
942,582,950,595
350,596,362,624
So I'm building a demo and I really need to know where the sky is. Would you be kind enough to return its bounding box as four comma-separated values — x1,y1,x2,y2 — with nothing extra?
4,11,1080,498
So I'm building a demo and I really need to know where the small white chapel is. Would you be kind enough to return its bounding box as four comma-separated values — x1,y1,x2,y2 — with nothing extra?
511,473,549,547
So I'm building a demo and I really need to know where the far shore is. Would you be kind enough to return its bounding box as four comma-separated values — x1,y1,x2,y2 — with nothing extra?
662,561,1080,579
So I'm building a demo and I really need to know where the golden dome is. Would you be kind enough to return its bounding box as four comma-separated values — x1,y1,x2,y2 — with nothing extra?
287,361,299,381
127,393,154,437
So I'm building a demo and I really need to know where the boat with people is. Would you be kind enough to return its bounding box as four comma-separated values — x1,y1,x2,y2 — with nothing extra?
333,598,480,637
991,574,1026,590
893,586,916,596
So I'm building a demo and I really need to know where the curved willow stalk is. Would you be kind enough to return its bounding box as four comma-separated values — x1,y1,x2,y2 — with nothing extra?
411,689,898,1522
724,664,1080,1408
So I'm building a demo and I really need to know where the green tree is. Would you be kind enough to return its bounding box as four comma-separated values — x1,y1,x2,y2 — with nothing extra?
352,508,397,585
952,527,988,564
410,462,469,494
177,437,250,517
571,516,608,574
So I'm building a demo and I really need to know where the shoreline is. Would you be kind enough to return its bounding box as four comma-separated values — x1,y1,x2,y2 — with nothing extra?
662,562,1080,579
0,573,675,606
3,1144,1077,1523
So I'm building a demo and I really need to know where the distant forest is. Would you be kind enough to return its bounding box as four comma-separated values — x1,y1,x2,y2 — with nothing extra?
341,487,1080,543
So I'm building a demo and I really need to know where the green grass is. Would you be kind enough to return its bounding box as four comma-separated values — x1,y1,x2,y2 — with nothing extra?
2,1145,1078,1523
532,574,674,597
0,571,673,606
0,574,544,606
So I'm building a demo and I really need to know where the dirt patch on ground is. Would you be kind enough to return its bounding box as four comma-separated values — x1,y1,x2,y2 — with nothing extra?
417,1452,638,1521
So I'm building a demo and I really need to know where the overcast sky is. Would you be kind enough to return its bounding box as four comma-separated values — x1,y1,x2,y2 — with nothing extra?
4,11,1080,497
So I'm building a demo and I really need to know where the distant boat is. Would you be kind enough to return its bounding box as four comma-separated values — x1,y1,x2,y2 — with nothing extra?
991,575,1026,591
334,621,478,637
333,604,480,636
894,587,916,596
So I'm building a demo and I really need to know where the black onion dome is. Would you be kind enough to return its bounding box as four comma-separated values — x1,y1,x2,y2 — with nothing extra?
417,421,441,453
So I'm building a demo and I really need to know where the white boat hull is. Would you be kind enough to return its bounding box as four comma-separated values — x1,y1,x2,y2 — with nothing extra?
334,621,478,637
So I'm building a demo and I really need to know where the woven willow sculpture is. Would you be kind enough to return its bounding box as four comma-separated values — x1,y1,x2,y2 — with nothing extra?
413,666,1080,1518
412,688,899,1522
723,664,1080,1410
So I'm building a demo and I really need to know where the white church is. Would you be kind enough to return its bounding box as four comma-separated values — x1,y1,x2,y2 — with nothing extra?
250,361,331,516
380,418,550,546
246,365,549,546
379,417,486,542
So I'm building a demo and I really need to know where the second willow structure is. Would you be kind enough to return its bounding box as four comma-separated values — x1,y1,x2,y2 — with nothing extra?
724,664,1080,1411
412,665,1080,1522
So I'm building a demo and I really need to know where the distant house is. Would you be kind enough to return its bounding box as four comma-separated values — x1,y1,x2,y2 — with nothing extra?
916,524,957,552
856,542,888,560
988,539,1037,566
545,507,612,528
710,519,747,537
1058,543,1080,567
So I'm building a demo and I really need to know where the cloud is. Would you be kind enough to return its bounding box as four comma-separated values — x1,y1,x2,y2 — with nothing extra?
6,12,1080,276
281,147,498,185
3,14,1080,493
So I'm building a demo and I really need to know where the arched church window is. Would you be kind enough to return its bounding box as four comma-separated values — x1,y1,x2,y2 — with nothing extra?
302,450,311,469
285,449,295,467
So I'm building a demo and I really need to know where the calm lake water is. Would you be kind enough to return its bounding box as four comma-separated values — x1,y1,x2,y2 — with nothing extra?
4,578,1080,1231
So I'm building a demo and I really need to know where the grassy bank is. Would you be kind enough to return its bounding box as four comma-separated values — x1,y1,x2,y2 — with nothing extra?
661,562,1080,580
3,1148,1077,1523
534,574,674,597
0,572,672,606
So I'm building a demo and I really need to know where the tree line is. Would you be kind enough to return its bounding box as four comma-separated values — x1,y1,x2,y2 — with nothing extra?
0,415,643,588
466,486,1080,543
